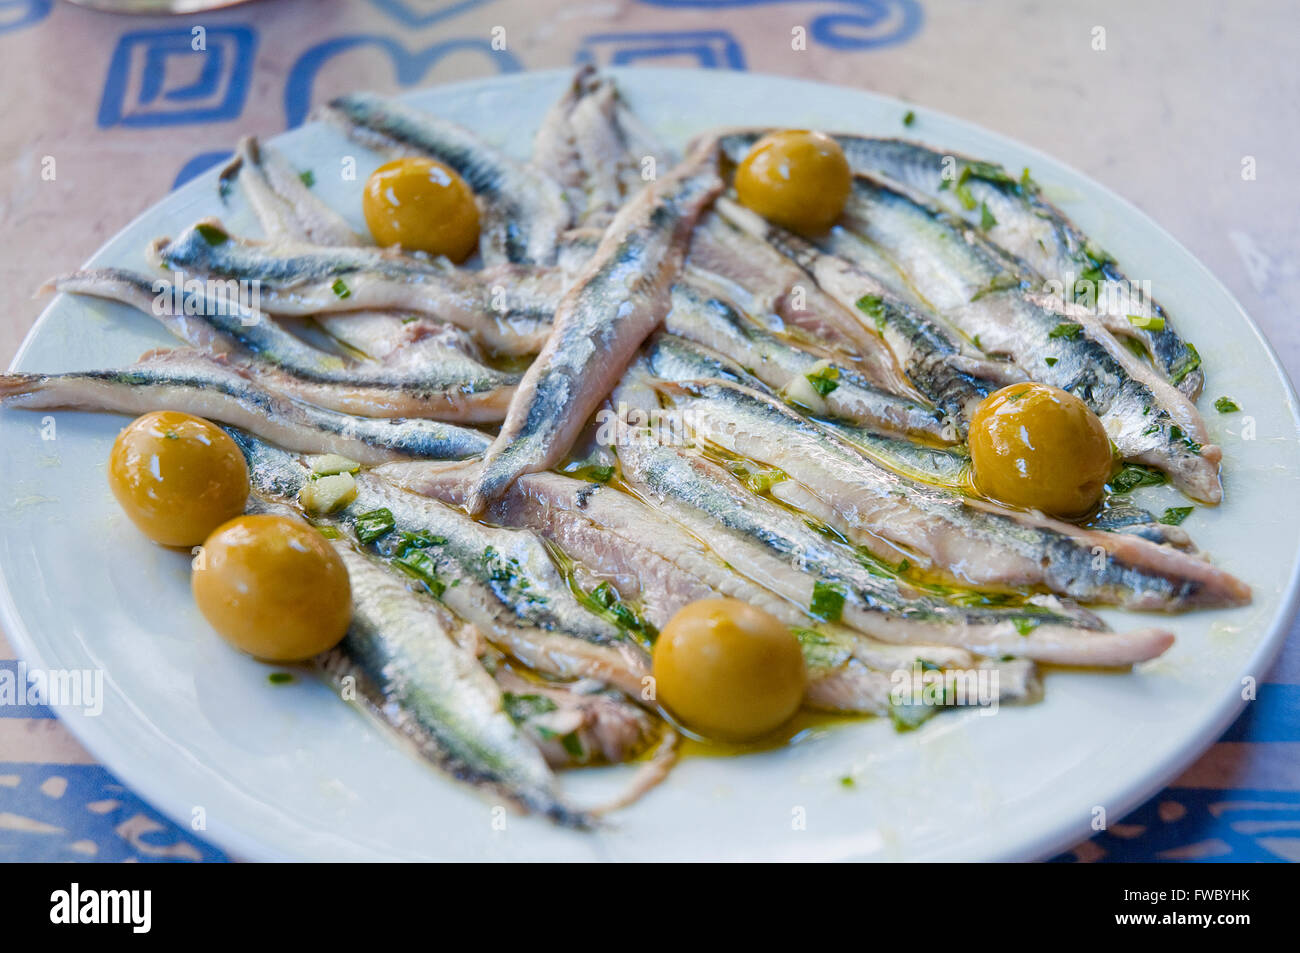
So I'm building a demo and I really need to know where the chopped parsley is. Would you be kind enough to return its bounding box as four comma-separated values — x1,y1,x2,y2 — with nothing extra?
331,277,351,299
1126,313,1165,331
1159,506,1194,526
1169,343,1201,387
1045,356,1058,367
1214,396,1240,413
586,581,655,640
793,628,852,669
393,548,445,597
1169,425,1202,454
353,507,396,543
1048,322,1083,340
195,223,228,246
979,201,997,230
268,672,295,685
855,294,887,332
810,580,847,623
1013,617,1039,636
902,110,915,127
298,169,315,187
502,692,557,723
1107,463,1167,494
806,364,840,397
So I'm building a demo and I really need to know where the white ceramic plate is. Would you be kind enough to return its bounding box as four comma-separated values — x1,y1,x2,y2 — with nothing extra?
3,69,1297,862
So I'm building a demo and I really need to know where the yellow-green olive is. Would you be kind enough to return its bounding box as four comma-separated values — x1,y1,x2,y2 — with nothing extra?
108,411,248,547
192,514,351,662
652,598,805,741
734,130,851,234
969,382,1114,517
363,157,480,262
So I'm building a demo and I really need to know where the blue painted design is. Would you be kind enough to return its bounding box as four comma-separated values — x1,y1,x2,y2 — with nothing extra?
366,0,492,28
0,661,54,719
636,0,922,51
576,31,746,70
0,0,50,35
1219,684,1300,743
0,762,226,862
98,26,258,129
172,150,235,191
1053,788,1300,863
284,34,521,129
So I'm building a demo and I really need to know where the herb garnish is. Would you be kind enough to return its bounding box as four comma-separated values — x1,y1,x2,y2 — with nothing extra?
810,580,847,622
1214,396,1240,413
1107,464,1167,494
331,277,351,299
354,508,396,543
855,294,887,332
1048,322,1083,340
980,202,997,230
1159,506,1194,526
806,364,840,397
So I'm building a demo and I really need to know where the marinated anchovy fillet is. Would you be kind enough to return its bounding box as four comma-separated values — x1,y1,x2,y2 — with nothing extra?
821,135,1204,398
666,278,949,439
687,212,919,398
0,349,490,463
837,174,1221,501
531,64,674,229
49,269,518,422
655,376,1248,610
715,197,1019,432
232,432,649,696
317,541,590,826
219,137,361,246
643,333,968,486
467,142,723,513
323,92,571,265
492,670,659,768
381,455,1017,705
611,398,1177,667
150,222,560,356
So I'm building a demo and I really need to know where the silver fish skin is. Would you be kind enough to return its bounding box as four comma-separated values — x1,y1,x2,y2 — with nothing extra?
687,212,921,399
840,174,1222,502
378,456,987,708
466,142,724,514
316,541,590,827
230,431,650,696
149,222,560,357
607,400,1176,668
714,197,1019,433
49,269,519,423
642,333,970,487
0,349,490,464
218,136,361,246
656,376,1249,611
531,66,675,230
819,135,1205,398
666,278,949,440
322,92,571,266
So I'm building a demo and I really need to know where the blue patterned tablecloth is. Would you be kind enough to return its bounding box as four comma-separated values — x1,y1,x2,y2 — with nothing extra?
1,0,1296,862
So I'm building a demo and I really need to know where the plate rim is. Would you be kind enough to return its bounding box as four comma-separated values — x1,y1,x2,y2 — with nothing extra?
3,66,1298,863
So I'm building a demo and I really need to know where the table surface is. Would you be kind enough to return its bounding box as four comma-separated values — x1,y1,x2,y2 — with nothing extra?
2,0,1297,863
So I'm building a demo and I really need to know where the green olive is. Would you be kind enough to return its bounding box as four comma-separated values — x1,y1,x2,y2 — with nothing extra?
192,514,351,662
969,382,1114,517
107,411,248,547
363,157,480,262
652,598,805,741
734,130,851,234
